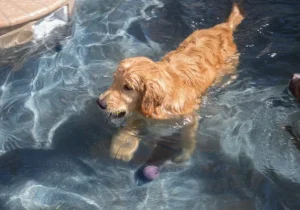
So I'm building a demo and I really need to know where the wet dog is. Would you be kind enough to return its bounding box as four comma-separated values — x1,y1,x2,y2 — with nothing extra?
288,73,300,101
97,4,245,162
282,74,300,150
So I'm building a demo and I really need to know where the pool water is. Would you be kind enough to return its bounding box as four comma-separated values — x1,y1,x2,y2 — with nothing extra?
0,0,300,209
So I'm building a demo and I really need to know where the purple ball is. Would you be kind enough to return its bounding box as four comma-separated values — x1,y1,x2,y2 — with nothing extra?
143,165,159,180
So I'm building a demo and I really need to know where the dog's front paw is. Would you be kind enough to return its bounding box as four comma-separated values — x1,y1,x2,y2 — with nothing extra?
172,149,192,163
110,136,139,162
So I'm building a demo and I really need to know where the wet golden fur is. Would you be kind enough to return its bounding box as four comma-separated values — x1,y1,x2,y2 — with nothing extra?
98,4,245,162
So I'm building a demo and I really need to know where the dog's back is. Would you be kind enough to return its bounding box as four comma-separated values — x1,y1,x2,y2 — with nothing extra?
160,4,244,96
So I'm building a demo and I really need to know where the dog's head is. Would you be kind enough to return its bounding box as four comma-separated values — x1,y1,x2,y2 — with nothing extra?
289,73,300,101
97,57,167,119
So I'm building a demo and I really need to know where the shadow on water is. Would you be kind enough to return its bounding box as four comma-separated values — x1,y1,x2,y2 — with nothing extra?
51,99,115,157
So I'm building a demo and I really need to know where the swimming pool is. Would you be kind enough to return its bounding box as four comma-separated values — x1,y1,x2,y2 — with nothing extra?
0,0,299,209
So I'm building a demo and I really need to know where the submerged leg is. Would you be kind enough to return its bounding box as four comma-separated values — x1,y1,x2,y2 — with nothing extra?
173,114,199,162
110,118,144,162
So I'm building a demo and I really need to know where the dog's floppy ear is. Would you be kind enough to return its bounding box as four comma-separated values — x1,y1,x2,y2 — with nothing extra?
141,80,165,118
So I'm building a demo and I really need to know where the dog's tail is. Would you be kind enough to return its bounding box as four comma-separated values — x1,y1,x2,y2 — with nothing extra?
227,3,245,31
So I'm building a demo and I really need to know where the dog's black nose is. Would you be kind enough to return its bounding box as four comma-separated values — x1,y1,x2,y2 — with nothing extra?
97,99,107,110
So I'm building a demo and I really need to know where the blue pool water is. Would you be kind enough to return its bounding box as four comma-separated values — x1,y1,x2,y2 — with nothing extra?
0,0,300,209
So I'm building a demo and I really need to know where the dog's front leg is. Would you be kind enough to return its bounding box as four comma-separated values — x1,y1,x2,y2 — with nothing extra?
110,118,143,162
173,114,199,162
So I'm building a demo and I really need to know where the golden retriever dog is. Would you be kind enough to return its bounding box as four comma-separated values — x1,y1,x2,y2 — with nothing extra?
97,4,245,162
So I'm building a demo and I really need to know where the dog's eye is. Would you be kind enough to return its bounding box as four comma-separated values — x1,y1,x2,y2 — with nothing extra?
123,84,133,91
